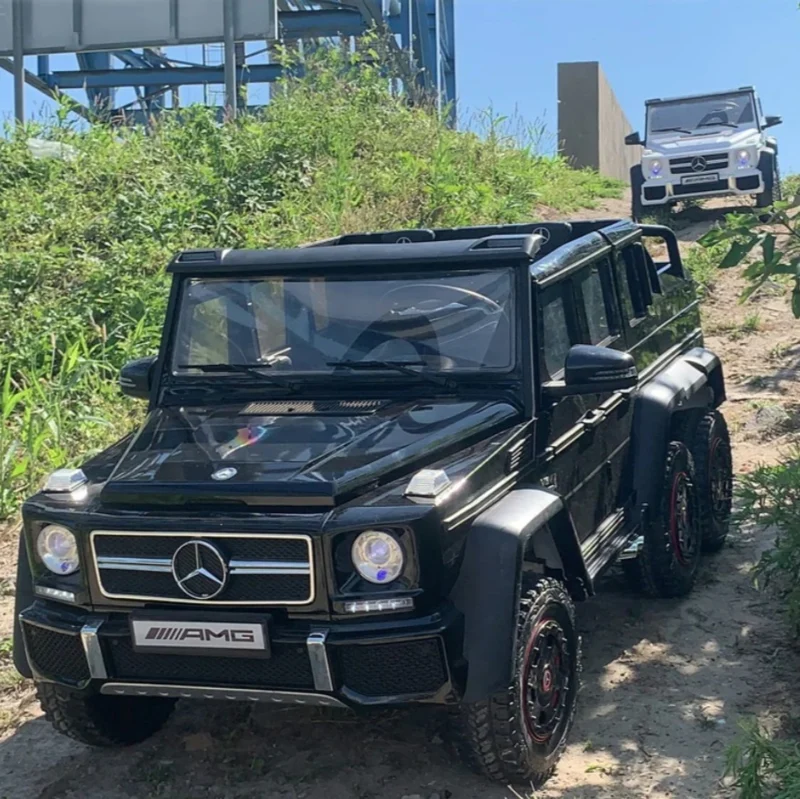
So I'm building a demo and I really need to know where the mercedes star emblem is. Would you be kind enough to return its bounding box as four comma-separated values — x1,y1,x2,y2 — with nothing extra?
533,227,552,244
396,236,412,244
691,156,707,173
171,540,229,600
211,466,237,481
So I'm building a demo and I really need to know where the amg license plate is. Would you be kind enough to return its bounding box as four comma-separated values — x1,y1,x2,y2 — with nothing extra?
130,615,270,658
681,173,719,186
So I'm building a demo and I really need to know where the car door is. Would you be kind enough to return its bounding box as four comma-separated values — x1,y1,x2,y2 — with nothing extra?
535,256,635,560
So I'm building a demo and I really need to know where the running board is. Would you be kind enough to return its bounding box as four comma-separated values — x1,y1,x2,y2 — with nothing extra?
100,683,349,709
581,510,638,581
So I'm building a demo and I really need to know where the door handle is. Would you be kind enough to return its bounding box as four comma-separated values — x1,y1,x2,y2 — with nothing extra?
582,409,606,430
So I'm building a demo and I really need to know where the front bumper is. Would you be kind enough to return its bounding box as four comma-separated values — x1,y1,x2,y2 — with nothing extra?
641,167,764,205
18,600,463,708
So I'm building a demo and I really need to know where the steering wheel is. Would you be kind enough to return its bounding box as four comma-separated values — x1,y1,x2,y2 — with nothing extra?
379,283,503,315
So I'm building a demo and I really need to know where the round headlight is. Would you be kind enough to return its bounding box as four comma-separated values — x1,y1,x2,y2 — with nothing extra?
649,159,663,177
37,525,80,575
351,530,404,584
738,149,751,167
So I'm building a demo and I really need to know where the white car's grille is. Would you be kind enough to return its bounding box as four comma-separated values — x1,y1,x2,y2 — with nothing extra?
670,153,730,175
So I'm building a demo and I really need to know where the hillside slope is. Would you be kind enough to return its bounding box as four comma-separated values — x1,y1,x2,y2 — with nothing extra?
0,47,620,520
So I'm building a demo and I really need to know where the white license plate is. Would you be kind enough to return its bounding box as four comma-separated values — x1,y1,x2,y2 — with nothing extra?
130,618,269,656
682,173,720,186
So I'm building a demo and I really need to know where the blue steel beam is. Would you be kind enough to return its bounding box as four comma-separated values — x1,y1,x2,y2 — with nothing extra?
76,52,113,111
46,64,284,89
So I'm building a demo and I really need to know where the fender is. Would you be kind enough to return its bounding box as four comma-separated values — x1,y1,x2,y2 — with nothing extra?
450,487,588,702
13,533,34,679
631,347,723,527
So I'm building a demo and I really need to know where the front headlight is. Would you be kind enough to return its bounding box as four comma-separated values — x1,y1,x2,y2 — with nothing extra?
737,149,753,168
648,159,664,178
37,525,80,575
351,530,404,584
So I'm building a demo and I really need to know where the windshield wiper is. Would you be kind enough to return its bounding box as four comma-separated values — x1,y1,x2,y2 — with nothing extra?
178,363,300,391
652,126,693,134
696,121,738,129
327,359,457,390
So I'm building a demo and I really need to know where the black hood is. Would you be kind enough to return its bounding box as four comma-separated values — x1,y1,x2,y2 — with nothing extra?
100,399,520,508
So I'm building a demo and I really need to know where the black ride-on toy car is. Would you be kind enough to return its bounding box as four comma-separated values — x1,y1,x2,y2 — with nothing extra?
13,218,732,787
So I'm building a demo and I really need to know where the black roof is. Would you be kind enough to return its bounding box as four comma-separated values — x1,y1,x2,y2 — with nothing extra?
168,219,640,277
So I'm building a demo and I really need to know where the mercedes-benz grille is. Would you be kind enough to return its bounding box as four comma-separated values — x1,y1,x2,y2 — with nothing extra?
91,531,314,605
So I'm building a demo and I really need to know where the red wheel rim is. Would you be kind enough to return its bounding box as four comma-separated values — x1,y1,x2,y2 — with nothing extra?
669,471,696,565
709,436,732,520
520,618,572,745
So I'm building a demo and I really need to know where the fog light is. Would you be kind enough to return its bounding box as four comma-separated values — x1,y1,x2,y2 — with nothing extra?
351,530,404,584
37,525,80,575
34,585,77,603
344,597,414,613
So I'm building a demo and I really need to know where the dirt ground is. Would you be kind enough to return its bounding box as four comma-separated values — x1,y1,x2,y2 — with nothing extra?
1,195,799,799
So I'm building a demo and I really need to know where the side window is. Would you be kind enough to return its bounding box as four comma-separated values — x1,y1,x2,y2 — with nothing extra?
620,246,650,321
576,261,613,345
540,284,574,379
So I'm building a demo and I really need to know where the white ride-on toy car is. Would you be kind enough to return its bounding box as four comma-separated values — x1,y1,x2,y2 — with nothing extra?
626,87,782,220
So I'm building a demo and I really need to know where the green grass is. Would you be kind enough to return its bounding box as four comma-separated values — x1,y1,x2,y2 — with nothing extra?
684,240,728,296
0,40,621,520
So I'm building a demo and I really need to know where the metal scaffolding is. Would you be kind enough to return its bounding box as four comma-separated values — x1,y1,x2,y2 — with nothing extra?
1,0,456,126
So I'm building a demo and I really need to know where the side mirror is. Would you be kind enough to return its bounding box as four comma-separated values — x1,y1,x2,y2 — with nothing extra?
545,346,638,398
764,115,783,128
625,131,643,146
120,356,157,400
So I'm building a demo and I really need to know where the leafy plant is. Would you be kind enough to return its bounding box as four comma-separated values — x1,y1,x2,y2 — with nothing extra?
700,204,800,317
726,719,800,799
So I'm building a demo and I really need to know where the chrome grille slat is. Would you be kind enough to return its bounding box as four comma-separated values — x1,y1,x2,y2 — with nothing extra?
91,531,314,606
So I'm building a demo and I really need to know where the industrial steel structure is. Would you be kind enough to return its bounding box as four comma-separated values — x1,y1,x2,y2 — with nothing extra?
1,0,456,125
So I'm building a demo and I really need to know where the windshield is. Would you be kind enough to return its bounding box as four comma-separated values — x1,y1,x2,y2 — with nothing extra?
171,268,515,378
647,93,757,136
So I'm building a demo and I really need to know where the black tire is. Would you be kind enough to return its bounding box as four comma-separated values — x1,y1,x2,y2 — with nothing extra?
756,152,781,209
689,411,733,553
452,578,580,788
623,442,701,597
631,165,645,221
37,682,176,747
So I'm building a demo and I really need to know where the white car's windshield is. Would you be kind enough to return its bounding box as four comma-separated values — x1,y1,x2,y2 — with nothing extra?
172,268,515,377
647,93,757,136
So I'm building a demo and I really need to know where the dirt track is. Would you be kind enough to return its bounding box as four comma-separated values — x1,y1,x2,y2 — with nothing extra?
1,196,799,799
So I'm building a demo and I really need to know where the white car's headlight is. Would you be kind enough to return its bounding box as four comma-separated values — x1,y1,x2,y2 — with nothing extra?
736,149,753,168
37,525,80,575
351,530,404,584
648,159,664,178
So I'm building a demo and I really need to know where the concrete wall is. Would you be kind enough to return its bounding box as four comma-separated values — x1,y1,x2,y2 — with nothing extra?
557,61,642,182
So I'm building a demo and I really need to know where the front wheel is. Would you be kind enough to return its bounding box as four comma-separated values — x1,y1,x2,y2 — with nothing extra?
452,578,580,788
623,441,702,597
37,682,176,747
756,152,781,209
631,165,645,221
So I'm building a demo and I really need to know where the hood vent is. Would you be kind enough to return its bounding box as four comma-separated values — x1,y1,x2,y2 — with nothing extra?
506,435,532,474
241,399,388,416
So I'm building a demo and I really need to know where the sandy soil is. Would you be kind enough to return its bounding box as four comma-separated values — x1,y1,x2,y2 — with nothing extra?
1,195,798,799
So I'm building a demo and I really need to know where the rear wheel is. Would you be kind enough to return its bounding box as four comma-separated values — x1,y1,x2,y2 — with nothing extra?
690,411,733,552
452,578,580,788
623,442,701,597
37,682,175,747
